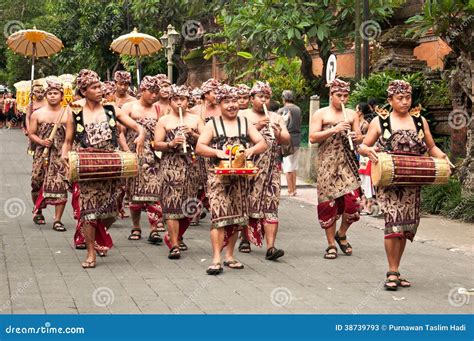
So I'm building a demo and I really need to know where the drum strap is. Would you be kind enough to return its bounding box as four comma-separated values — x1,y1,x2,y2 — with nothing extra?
378,113,425,141
378,114,392,140
103,105,118,148
73,105,118,148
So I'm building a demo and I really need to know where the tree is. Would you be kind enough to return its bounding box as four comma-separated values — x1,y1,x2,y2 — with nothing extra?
406,0,474,193
204,0,403,93
129,0,223,84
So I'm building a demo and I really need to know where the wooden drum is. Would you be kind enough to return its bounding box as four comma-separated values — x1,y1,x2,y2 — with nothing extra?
371,152,450,187
68,150,138,182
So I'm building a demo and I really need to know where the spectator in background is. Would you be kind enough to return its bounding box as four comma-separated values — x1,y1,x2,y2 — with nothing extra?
368,98,378,118
278,90,302,196
0,93,5,128
356,102,375,215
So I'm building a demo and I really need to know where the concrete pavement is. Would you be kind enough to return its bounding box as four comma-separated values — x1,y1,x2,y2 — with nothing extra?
0,129,472,314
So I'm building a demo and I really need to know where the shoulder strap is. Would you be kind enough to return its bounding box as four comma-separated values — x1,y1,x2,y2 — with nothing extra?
237,116,248,138
211,117,225,138
377,111,392,140
411,113,425,139
73,108,88,148
104,104,118,148
218,116,227,137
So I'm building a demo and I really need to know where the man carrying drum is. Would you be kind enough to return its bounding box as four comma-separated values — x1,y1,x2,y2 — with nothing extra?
359,80,451,290
62,69,145,269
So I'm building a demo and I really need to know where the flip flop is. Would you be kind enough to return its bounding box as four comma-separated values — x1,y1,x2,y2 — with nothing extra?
223,260,244,269
206,263,223,275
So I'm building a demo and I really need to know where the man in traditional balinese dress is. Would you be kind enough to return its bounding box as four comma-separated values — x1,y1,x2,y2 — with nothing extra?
154,85,204,259
62,69,145,268
359,80,451,290
121,76,163,243
239,81,291,261
196,84,267,275
309,78,362,260
29,80,68,230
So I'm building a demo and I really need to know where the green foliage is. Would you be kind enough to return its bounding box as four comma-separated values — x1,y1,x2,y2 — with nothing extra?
447,194,474,222
406,0,474,56
421,178,462,215
421,177,474,223
348,71,426,108
348,71,451,110
206,0,403,91
424,79,452,106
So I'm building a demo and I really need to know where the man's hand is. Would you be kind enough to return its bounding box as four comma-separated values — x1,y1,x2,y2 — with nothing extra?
215,149,227,159
255,117,270,130
244,147,255,158
42,138,53,148
333,121,351,133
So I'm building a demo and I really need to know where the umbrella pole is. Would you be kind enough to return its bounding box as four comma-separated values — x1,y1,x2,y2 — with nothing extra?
135,45,140,90
27,42,37,131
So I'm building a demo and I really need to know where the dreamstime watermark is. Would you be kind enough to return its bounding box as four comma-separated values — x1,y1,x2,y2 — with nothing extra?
446,15,474,43
359,20,381,41
3,197,26,218
174,278,211,314
92,287,115,307
0,277,34,312
3,20,25,38
448,285,472,307
448,109,471,130
85,13,121,48
352,280,384,314
181,197,202,218
270,287,292,307
181,20,204,41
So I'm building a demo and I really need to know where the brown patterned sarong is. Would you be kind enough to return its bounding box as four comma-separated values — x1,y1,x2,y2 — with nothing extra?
159,127,197,220
31,123,68,211
126,118,161,202
376,129,427,241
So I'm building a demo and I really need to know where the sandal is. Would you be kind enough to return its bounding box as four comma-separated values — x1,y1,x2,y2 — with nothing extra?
168,246,181,259
75,243,86,250
206,263,223,275
81,257,96,269
94,242,108,257
223,260,244,269
178,238,188,251
81,261,96,269
52,221,66,232
265,247,285,261
335,231,352,256
33,214,46,225
384,271,400,291
238,240,251,253
396,272,411,288
128,227,142,240
324,245,338,259
156,222,166,232
148,230,162,244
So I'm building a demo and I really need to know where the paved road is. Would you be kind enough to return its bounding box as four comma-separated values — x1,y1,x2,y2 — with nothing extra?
0,129,472,314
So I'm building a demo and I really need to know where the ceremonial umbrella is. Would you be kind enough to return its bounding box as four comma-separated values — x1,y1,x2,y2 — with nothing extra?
110,28,162,88
6,27,63,113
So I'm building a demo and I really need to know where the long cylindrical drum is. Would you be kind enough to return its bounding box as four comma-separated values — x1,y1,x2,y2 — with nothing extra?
371,152,450,187
68,150,138,182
